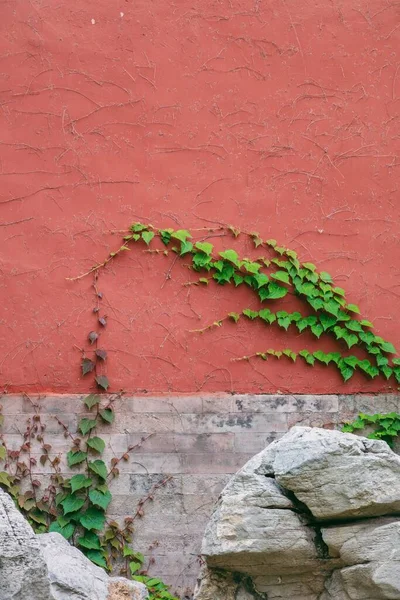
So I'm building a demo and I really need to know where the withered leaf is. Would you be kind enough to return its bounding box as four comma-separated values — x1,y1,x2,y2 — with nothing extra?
81,358,95,375
95,349,107,361
88,331,98,344
95,375,109,390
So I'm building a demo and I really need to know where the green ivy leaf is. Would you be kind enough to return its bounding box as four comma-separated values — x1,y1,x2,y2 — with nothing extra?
324,300,340,317
159,229,173,245
307,298,324,312
129,561,142,575
171,230,192,242
49,521,75,540
333,286,346,296
339,361,354,382
142,231,155,246
319,313,337,331
219,249,240,267
347,304,360,314
88,460,108,480
379,341,396,354
89,489,112,510
343,356,358,369
252,272,269,289
78,531,102,550
79,507,106,531
346,320,363,332
320,271,332,283
242,309,259,320
376,354,389,367
303,262,317,272
258,286,270,301
61,494,86,515
70,475,93,493
86,550,107,568
86,437,105,454
367,345,381,355
192,252,212,271
313,351,331,365
336,310,351,322
282,349,296,362
360,320,374,328
299,350,315,365
311,324,324,338
130,223,147,232
84,395,101,410
267,282,288,300
194,241,213,255
381,365,393,380
258,309,276,324
233,273,243,286
99,409,114,424
359,331,375,344
357,360,379,378
79,418,97,436
67,451,87,468
270,271,289,284
342,332,359,349
0,446,6,461
242,261,261,274
277,313,291,331
297,316,317,332
180,240,193,256
213,263,235,285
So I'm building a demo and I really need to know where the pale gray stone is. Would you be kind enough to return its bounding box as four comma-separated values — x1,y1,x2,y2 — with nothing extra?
38,533,148,600
195,427,400,600
201,450,322,576
272,426,400,520
0,488,52,600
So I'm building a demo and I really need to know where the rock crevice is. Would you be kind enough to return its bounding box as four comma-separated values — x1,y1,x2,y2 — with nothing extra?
194,426,400,600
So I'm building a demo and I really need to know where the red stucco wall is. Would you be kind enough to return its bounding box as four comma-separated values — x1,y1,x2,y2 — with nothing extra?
1,0,400,394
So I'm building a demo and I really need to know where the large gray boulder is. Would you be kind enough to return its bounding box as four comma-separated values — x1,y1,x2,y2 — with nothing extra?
194,426,400,600
0,488,148,600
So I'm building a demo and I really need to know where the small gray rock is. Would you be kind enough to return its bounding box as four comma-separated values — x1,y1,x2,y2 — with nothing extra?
38,533,148,600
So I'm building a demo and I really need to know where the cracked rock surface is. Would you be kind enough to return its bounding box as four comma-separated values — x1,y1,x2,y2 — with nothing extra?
194,426,400,600
0,488,148,600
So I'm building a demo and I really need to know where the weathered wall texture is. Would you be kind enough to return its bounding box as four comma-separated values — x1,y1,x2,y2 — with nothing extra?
1,393,399,597
1,1,400,395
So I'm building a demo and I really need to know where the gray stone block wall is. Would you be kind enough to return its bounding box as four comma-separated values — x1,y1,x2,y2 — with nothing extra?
0,393,398,598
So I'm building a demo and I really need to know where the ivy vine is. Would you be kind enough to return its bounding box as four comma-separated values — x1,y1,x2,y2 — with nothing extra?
342,412,400,448
0,395,177,600
71,222,400,387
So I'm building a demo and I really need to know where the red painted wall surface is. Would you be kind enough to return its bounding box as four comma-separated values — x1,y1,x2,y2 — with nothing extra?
1,0,400,395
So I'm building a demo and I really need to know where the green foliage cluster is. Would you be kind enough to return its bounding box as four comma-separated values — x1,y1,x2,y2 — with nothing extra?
0,395,177,600
96,221,399,385
342,412,400,448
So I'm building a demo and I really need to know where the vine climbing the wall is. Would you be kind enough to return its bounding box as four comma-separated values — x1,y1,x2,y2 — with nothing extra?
70,221,400,390
0,394,177,600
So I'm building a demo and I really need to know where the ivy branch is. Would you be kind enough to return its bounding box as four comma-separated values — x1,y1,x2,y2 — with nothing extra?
69,222,400,385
